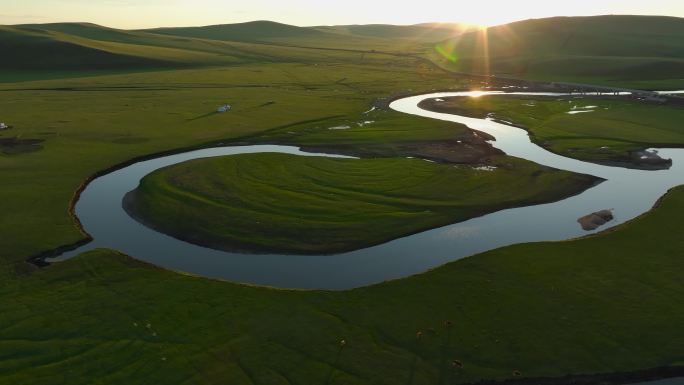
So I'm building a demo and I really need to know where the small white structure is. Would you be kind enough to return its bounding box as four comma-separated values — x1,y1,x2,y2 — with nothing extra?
217,104,232,113
0,123,8,130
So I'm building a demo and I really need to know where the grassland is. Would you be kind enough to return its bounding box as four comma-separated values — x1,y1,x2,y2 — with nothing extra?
144,21,412,51
421,95,684,167
1,19,684,385
316,23,474,42
429,15,684,89
125,153,594,254
0,22,429,81
6,16,684,89
3,185,684,384
1,20,449,75
0,59,467,267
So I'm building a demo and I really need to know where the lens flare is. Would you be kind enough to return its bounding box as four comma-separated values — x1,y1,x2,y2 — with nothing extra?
475,28,491,77
435,41,459,63
468,90,488,98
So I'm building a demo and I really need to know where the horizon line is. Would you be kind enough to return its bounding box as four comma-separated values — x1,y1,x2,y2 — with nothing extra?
2,13,682,30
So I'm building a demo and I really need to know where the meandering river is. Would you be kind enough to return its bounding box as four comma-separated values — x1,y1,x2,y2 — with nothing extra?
51,91,684,291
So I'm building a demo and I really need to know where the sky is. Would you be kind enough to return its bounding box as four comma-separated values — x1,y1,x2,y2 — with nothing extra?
1,0,683,29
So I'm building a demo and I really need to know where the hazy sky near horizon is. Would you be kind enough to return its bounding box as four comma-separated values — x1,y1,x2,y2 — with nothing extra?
1,0,683,28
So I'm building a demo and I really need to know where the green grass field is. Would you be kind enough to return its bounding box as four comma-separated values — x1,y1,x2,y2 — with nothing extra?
1,16,684,384
0,60,466,266
144,21,420,51
0,21,449,77
5,16,684,88
3,185,684,385
423,95,684,166
125,153,594,253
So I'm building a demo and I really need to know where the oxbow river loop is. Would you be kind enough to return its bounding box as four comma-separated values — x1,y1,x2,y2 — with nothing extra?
52,91,684,290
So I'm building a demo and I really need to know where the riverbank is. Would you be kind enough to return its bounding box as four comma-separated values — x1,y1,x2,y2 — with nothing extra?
45,91,684,291
419,95,684,170
3,65,683,385
9,184,684,384
26,104,507,266
299,129,502,165
122,152,596,255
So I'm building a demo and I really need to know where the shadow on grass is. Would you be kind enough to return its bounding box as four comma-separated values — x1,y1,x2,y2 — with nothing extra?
439,324,454,385
407,356,419,385
323,347,345,385
187,111,220,121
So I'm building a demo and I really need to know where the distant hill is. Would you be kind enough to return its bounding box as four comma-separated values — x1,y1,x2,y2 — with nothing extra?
15,22,160,45
4,16,683,86
431,15,684,84
9,22,296,59
142,20,424,51
315,23,474,42
145,20,329,43
0,25,170,70
0,22,406,72
146,20,468,44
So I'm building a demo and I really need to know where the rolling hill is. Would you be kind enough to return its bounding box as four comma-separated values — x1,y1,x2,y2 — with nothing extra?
0,22,414,75
1,21,439,76
315,23,474,42
0,25,172,70
431,15,684,86
146,20,471,45
145,20,329,42
4,17,684,88
142,20,435,51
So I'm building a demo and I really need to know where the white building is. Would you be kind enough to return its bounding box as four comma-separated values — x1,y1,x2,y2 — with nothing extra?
217,104,232,113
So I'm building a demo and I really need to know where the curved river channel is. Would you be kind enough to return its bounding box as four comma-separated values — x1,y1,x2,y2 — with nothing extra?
52,91,684,290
